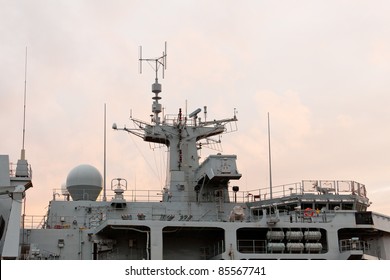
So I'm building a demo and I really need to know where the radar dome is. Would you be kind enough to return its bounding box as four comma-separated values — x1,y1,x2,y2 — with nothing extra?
66,164,102,201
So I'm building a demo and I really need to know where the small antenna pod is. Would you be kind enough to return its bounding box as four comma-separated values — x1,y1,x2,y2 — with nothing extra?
163,41,167,78
139,46,143,74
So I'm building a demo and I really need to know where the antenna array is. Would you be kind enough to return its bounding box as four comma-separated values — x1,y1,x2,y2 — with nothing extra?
139,42,167,81
138,42,168,125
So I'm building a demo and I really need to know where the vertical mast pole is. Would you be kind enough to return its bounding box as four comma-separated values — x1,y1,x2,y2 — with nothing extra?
103,103,107,201
268,112,273,199
21,47,28,160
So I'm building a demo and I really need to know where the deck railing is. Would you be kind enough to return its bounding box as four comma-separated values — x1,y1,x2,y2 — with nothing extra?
339,238,379,257
22,215,46,229
20,179,367,229
237,240,267,254
246,180,367,202
49,180,366,206
9,162,33,178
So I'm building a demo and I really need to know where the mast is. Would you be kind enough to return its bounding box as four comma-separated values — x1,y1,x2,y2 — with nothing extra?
15,47,30,178
139,42,167,125
113,43,240,202
268,112,273,199
103,103,107,201
21,46,28,160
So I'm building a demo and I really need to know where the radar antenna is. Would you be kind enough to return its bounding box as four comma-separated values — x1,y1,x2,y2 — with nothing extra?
138,42,168,124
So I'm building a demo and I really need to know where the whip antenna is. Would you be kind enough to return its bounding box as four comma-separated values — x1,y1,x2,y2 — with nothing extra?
139,46,143,74
21,46,28,160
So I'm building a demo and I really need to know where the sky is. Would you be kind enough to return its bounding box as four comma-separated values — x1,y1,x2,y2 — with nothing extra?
1,0,390,216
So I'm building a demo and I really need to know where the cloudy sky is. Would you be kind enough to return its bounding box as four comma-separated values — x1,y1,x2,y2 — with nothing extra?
1,0,390,215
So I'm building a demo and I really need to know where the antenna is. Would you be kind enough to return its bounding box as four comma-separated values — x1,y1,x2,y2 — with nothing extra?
189,108,202,119
139,41,168,82
103,103,107,202
139,46,142,74
15,47,30,178
163,41,167,78
138,42,168,124
21,47,28,160
268,112,273,199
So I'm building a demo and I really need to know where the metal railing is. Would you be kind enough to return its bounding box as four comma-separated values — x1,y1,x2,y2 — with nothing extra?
339,238,380,258
50,179,367,206
339,238,372,253
22,215,46,229
237,240,267,254
246,180,367,202
9,162,33,178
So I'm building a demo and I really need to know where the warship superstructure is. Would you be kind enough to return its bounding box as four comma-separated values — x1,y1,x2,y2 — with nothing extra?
1,47,390,260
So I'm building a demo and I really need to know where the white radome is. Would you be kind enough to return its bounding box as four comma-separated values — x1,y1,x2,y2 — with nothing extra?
66,164,102,201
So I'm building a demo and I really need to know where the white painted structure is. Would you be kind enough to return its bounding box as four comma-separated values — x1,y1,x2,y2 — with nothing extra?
1,47,390,260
